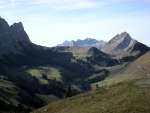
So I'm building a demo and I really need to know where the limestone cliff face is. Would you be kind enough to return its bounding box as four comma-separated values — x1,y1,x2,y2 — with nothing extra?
102,32,149,59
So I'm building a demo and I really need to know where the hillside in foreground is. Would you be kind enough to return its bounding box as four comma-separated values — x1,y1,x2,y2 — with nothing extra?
32,79,150,113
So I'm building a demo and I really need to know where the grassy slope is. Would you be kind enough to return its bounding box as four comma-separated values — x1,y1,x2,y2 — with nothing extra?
101,51,150,86
56,47,91,59
125,51,150,78
32,80,150,113
0,79,19,105
27,66,62,84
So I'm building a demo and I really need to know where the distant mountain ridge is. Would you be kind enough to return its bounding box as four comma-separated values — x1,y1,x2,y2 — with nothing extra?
57,32,149,60
58,38,106,49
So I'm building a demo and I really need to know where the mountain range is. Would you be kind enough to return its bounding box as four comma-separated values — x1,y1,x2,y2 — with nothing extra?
0,17,149,113
58,38,106,49
58,32,149,60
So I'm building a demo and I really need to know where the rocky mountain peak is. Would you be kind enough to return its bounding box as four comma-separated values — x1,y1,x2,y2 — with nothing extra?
84,37,98,42
10,22,24,32
108,32,133,44
76,38,99,45
0,17,31,56
102,32,149,59
103,32,135,52
120,32,130,37
10,21,31,44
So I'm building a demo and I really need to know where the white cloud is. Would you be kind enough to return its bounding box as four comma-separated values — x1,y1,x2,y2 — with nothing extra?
1,0,150,10
30,0,150,10
31,0,100,10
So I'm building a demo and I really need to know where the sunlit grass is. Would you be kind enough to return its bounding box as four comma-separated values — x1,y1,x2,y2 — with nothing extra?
32,80,150,113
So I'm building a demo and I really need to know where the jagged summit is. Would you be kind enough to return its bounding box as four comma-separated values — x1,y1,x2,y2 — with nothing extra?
0,17,31,55
107,32,135,49
108,32,133,44
0,17,25,32
102,32,149,59
58,38,106,49
10,22,24,32
10,21,31,45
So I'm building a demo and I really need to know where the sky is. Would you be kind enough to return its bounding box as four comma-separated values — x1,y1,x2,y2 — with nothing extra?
0,0,150,47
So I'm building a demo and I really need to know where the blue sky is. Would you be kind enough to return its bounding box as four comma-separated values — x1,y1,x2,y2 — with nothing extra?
0,0,150,47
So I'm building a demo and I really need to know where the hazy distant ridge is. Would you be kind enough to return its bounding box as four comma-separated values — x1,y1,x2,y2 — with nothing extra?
57,38,106,49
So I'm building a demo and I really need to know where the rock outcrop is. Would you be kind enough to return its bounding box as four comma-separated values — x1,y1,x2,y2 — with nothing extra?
102,32,149,59
0,17,31,56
